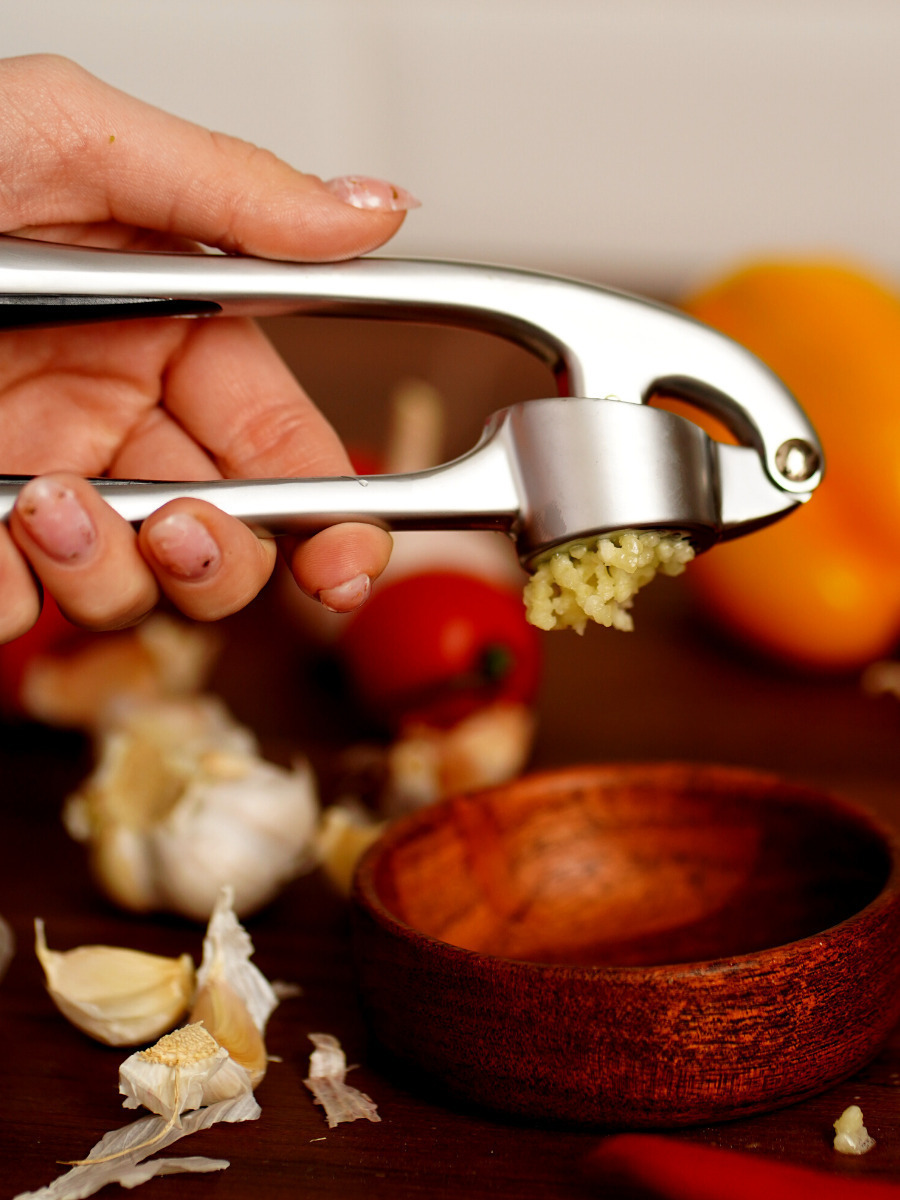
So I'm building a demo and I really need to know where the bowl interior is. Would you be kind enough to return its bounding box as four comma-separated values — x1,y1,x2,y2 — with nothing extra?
366,764,892,967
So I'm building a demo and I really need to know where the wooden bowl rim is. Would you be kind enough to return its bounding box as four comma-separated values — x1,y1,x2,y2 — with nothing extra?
353,760,900,979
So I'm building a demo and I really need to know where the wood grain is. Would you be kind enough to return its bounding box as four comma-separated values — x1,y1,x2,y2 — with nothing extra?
353,763,900,1126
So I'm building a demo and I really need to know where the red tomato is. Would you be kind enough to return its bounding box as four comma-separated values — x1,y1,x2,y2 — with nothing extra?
337,570,542,729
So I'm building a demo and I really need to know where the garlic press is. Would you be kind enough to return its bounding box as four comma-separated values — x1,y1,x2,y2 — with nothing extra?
0,234,822,565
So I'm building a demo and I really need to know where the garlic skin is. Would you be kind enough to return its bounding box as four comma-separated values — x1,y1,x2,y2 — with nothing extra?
186,887,277,1087
120,1024,253,1121
34,920,195,1047
63,697,320,921
304,1033,381,1128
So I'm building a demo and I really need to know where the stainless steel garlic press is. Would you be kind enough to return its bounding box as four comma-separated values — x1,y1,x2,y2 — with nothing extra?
0,234,822,565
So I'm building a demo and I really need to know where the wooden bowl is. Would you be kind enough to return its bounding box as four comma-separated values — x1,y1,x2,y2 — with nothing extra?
352,762,900,1127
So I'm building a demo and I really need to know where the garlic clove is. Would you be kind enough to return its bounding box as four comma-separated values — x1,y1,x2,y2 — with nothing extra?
190,977,268,1087
119,1023,253,1121
317,804,386,897
196,886,278,1036
34,920,195,1047
833,1104,876,1155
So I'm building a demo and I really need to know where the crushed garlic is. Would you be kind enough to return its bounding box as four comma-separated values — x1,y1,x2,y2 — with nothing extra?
34,920,194,1046
523,531,694,634
63,696,320,921
833,1104,876,1155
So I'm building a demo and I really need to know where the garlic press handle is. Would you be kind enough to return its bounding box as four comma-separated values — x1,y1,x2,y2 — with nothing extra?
0,234,822,502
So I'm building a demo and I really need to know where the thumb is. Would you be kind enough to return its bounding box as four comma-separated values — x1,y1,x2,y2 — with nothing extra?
1,54,419,261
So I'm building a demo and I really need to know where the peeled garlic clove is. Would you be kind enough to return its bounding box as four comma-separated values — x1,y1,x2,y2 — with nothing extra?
34,920,195,1046
119,1023,253,1121
833,1104,876,1155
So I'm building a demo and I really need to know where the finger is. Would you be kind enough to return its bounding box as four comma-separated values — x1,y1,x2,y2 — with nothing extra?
0,525,42,643
164,316,394,601
9,473,159,630
1,54,419,260
286,523,393,612
139,500,277,621
107,405,221,481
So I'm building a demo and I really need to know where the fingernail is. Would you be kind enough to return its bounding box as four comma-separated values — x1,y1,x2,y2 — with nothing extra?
325,175,421,212
145,512,221,580
318,573,371,613
16,477,96,562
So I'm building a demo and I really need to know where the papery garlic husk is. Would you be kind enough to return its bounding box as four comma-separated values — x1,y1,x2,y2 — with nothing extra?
187,886,277,1087
34,919,195,1046
304,1032,381,1128
195,887,278,1036
63,696,320,921
119,1023,253,1121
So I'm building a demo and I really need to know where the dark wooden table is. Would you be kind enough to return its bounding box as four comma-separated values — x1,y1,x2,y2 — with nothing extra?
2,575,899,1200
2,315,899,1197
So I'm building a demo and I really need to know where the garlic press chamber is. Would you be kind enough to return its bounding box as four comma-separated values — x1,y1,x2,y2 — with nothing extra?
0,235,822,566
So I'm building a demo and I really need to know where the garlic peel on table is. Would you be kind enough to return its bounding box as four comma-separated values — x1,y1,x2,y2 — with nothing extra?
17,889,272,1199
304,1033,381,1129
63,696,320,921
34,921,195,1047
13,1094,259,1200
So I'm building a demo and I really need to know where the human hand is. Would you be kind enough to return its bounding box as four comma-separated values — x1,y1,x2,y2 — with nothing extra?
0,54,420,643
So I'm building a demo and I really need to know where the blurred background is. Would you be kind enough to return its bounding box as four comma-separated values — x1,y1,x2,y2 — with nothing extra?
6,0,900,294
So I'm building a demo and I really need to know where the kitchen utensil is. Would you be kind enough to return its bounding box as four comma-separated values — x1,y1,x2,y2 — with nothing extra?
0,236,822,564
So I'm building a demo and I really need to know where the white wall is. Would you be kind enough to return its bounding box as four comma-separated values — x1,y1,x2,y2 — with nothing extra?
5,0,899,294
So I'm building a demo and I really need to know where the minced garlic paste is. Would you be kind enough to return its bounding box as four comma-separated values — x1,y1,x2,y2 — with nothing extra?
522,531,695,634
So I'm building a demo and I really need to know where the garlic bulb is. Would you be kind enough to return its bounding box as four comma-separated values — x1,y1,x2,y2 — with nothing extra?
34,920,194,1046
63,696,320,921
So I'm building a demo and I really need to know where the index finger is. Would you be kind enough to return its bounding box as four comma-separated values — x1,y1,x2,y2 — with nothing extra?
0,54,418,261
